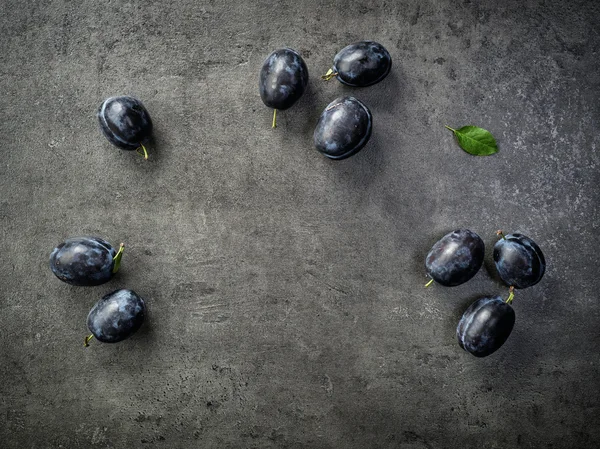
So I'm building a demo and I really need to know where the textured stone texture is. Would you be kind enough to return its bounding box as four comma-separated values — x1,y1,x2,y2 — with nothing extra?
1,0,599,448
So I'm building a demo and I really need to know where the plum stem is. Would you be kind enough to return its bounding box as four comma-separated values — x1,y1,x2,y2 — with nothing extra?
321,69,338,81
136,143,149,160
84,334,94,347
505,286,515,304
496,230,507,240
425,279,434,287
444,125,457,133
112,243,125,273
272,109,277,128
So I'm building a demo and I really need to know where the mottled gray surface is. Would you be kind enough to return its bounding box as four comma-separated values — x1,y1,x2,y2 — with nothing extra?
1,0,599,448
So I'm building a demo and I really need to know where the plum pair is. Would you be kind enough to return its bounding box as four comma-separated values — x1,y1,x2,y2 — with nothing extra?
259,41,392,160
50,237,146,346
316,41,391,160
425,230,545,289
425,229,546,357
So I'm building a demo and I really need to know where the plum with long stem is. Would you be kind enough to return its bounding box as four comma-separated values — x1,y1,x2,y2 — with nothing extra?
259,48,308,128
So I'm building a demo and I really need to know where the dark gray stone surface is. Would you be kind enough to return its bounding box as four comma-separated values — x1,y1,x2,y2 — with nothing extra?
1,0,599,447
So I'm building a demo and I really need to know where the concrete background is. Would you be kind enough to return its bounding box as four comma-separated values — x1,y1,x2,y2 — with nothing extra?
1,0,599,447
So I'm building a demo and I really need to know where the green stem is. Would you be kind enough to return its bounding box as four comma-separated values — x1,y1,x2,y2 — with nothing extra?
272,109,277,129
84,334,94,347
425,279,434,288
505,286,515,304
444,125,456,133
112,243,125,273
136,143,148,160
321,69,338,81
496,230,507,240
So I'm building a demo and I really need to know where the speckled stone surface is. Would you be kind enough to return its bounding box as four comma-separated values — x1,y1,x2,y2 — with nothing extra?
0,0,599,448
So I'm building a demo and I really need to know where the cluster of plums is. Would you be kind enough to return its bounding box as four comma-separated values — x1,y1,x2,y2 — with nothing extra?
259,41,391,159
59,41,393,345
62,41,547,362
49,91,157,343
94,41,392,161
50,237,145,346
425,229,546,357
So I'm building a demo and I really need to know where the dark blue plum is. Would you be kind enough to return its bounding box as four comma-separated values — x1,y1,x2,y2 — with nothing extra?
313,96,372,160
98,96,152,153
425,229,484,287
494,233,546,289
457,296,515,357
324,41,392,87
259,48,308,126
50,237,123,286
86,289,146,344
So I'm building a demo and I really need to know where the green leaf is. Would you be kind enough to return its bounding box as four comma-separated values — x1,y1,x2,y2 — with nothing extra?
445,125,498,156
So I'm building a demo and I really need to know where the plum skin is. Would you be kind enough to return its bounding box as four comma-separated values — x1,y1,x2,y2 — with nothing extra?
494,234,546,289
98,96,153,150
313,96,373,160
259,48,309,111
425,229,485,287
332,41,392,87
457,296,515,357
50,237,117,286
87,289,146,343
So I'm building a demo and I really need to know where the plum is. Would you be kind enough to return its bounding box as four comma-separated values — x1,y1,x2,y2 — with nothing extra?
313,96,372,160
425,229,484,287
457,295,515,357
259,48,309,128
98,96,152,159
85,289,146,346
322,41,391,87
50,237,124,286
494,231,546,289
